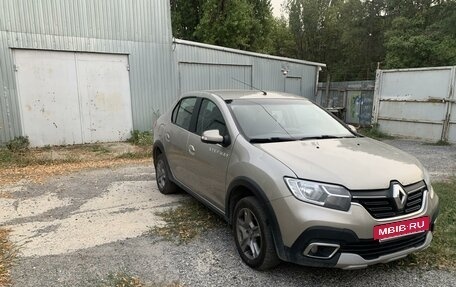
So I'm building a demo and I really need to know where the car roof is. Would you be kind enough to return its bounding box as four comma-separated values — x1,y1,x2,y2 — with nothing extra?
195,90,310,101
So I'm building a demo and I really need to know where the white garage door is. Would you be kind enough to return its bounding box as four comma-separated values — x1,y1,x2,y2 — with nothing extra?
14,50,133,147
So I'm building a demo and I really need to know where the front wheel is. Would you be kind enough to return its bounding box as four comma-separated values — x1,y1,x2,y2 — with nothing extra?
155,153,178,194
233,197,280,270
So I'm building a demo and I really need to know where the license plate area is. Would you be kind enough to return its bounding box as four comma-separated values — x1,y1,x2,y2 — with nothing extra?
373,216,430,241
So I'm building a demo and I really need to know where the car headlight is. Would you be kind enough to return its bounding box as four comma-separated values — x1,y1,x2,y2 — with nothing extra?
284,178,351,211
423,168,435,199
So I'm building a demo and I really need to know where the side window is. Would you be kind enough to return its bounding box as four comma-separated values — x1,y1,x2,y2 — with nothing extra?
196,99,227,136
173,97,197,131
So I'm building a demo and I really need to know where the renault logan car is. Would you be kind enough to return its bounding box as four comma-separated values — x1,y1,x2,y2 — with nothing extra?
152,90,440,270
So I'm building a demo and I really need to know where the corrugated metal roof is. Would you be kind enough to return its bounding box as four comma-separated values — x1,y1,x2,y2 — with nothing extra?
174,38,326,67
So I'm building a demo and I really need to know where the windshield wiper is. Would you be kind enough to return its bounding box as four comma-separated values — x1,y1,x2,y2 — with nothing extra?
299,135,354,141
249,137,296,143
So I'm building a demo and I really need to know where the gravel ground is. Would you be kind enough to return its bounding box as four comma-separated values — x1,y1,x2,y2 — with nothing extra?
384,139,456,180
3,139,456,287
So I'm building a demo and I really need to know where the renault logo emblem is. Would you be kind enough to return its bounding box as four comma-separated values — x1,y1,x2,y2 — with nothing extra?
392,184,407,210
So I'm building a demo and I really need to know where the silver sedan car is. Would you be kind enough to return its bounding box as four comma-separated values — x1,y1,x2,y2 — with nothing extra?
153,90,440,270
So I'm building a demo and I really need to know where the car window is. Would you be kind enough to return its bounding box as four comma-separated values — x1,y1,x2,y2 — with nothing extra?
196,99,227,136
173,97,197,131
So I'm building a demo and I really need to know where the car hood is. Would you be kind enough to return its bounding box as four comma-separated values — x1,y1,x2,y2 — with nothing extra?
256,137,424,190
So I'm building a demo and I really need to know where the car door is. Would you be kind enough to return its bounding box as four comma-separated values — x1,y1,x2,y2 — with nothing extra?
186,98,233,210
165,97,198,186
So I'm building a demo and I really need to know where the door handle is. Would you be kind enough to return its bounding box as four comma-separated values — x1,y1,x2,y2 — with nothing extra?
188,145,196,155
165,133,170,142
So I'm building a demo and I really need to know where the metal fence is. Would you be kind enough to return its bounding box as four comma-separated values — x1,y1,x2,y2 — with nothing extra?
373,66,456,143
316,81,375,126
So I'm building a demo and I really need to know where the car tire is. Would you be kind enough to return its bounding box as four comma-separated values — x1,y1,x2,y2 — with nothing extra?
233,196,280,270
155,153,178,194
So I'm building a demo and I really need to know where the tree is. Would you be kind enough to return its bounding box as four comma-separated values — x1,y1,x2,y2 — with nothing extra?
269,17,298,57
194,0,255,50
171,0,276,52
170,0,204,40
384,0,456,68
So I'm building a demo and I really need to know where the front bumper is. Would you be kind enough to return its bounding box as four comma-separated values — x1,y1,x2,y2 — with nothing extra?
270,189,440,268
335,232,432,269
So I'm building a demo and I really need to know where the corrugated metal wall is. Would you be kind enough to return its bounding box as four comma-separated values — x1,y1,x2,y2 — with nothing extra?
0,0,177,143
0,0,324,145
174,40,322,100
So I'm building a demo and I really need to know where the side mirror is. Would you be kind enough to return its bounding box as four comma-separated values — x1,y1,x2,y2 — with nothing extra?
201,130,224,145
348,124,357,133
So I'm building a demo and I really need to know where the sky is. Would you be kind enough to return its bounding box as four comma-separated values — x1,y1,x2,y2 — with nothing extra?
270,0,286,18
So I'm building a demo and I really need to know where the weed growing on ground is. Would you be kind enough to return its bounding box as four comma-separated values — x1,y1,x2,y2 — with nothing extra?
116,150,152,159
0,229,18,287
150,199,224,244
128,130,153,146
6,136,30,153
97,272,182,287
359,124,394,140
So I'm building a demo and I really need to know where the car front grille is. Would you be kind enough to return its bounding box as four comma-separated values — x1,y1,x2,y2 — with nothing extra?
351,181,427,219
340,232,427,260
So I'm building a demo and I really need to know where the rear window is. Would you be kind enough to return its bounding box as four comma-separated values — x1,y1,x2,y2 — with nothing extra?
172,97,197,131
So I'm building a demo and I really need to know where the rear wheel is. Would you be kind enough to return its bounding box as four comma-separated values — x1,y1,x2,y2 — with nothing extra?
155,153,178,194
233,196,280,270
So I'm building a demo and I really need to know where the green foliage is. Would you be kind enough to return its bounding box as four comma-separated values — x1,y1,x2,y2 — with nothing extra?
269,17,297,57
384,1,456,69
170,0,204,41
6,136,30,153
0,149,13,165
172,0,276,53
194,0,256,50
127,130,153,146
286,0,387,80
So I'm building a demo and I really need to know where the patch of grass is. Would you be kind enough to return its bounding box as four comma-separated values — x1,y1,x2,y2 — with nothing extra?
6,136,30,153
0,148,81,167
359,124,394,140
0,149,14,165
425,140,451,146
116,150,152,160
91,145,111,154
388,179,456,270
97,272,182,287
0,229,18,287
128,130,153,146
150,199,224,244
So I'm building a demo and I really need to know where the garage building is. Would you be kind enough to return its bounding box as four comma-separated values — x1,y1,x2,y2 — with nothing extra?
0,0,325,147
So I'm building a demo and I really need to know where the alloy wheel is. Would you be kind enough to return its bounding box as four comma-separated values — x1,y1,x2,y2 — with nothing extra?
236,208,262,260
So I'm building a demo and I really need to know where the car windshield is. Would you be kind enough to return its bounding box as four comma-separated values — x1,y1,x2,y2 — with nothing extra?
229,99,354,142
